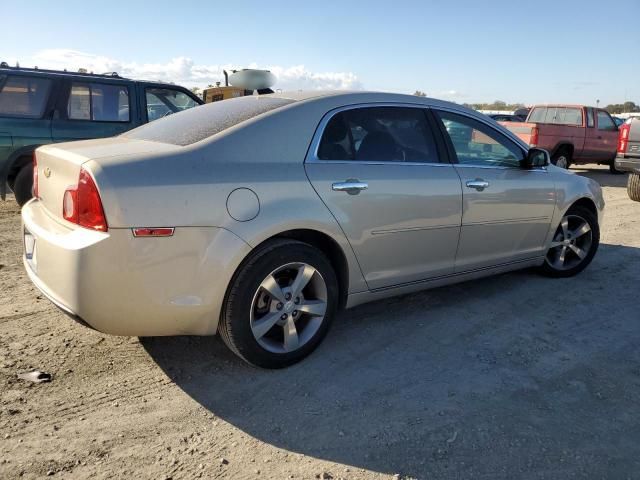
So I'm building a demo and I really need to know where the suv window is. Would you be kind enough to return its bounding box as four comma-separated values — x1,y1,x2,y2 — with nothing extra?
318,107,439,162
436,110,523,168
68,82,130,122
596,110,616,131
0,75,52,118
145,88,199,122
124,96,294,146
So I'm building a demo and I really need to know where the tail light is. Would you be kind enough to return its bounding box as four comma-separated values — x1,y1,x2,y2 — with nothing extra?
32,152,39,199
618,123,630,154
529,127,539,147
62,167,108,231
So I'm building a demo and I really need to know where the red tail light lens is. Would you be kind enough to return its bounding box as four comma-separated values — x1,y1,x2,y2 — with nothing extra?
530,127,539,147
618,123,630,154
62,167,108,231
32,152,39,199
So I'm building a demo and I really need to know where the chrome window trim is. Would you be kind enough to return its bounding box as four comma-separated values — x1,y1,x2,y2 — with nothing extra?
305,102,448,166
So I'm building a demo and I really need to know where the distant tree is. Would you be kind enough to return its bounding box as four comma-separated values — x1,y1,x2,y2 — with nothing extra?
466,101,526,111
413,90,427,97
190,87,201,95
78,68,88,73
606,102,640,114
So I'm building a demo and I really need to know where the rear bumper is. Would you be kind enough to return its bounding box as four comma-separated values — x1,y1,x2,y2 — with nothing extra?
615,155,640,173
22,199,252,336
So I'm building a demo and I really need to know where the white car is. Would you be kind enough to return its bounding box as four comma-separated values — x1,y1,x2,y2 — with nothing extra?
22,91,604,368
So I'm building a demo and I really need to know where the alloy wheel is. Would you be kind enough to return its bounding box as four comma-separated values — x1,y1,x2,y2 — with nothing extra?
545,215,593,271
250,262,328,354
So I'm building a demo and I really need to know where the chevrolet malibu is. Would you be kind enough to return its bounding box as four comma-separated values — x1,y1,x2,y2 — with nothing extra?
22,91,604,368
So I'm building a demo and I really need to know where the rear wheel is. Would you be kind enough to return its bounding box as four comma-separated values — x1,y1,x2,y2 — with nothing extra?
628,173,640,202
539,205,599,278
219,239,338,368
609,155,624,174
12,164,33,207
551,148,571,169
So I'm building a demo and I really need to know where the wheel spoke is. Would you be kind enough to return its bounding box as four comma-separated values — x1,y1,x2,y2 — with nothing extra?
552,245,568,268
260,274,286,303
290,264,316,298
298,299,327,317
252,312,282,339
569,244,587,259
550,240,564,248
560,218,569,239
572,222,591,238
283,317,299,352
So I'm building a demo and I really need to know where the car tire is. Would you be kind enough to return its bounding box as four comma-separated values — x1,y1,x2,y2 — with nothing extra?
539,205,599,278
551,148,571,169
628,173,640,202
609,156,624,174
13,163,33,207
219,239,338,368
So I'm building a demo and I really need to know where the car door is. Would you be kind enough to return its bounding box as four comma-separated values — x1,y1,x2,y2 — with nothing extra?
305,105,462,290
594,110,618,160
433,109,556,272
51,79,136,142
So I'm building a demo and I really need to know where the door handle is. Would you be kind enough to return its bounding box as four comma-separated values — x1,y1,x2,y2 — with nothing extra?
332,180,368,195
466,179,490,191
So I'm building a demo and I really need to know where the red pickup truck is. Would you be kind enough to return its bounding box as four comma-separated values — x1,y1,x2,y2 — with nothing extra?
501,105,620,172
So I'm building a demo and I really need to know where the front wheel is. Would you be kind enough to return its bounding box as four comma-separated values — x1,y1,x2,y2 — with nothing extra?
552,149,571,169
219,239,338,368
539,205,599,278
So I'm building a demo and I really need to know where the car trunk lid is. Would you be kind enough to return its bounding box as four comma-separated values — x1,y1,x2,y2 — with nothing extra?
35,137,181,222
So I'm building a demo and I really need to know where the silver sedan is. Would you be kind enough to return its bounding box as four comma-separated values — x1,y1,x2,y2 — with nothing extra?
22,91,604,368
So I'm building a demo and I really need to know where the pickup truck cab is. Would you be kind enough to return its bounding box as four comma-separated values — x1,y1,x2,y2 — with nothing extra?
502,105,619,172
0,63,203,205
615,117,640,201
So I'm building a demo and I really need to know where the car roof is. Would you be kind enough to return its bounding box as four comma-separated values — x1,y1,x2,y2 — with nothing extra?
269,90,465,111
0,65,183,88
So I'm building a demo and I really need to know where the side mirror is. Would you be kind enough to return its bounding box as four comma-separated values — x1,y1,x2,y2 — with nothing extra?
522,148,550,169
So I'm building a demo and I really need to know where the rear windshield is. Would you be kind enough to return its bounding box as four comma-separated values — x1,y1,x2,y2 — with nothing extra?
528,106,583,126
0,74,52,118
123,96,294,146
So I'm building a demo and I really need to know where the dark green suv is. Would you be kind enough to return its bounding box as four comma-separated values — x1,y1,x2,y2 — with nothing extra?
0,62,203,205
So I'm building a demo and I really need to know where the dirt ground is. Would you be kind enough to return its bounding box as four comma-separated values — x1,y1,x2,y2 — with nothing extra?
1,166,639,480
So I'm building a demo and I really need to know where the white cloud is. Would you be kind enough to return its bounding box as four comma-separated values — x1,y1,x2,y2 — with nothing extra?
438,89,467,99
28,49,362,91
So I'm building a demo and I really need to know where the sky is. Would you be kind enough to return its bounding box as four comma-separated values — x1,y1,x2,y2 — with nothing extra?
2,0,639,106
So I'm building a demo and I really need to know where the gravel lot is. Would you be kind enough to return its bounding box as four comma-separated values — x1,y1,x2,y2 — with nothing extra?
1,166,639,480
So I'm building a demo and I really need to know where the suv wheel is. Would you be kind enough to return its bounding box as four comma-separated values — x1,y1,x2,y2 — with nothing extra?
552,149,571,169
219,239,338,368
540,205,599,278
13,163,33,207
628,173,640,202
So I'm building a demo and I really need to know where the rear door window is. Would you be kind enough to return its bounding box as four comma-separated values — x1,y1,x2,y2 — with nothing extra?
317,106,440,163
68,82,130,122
0,75,52,118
